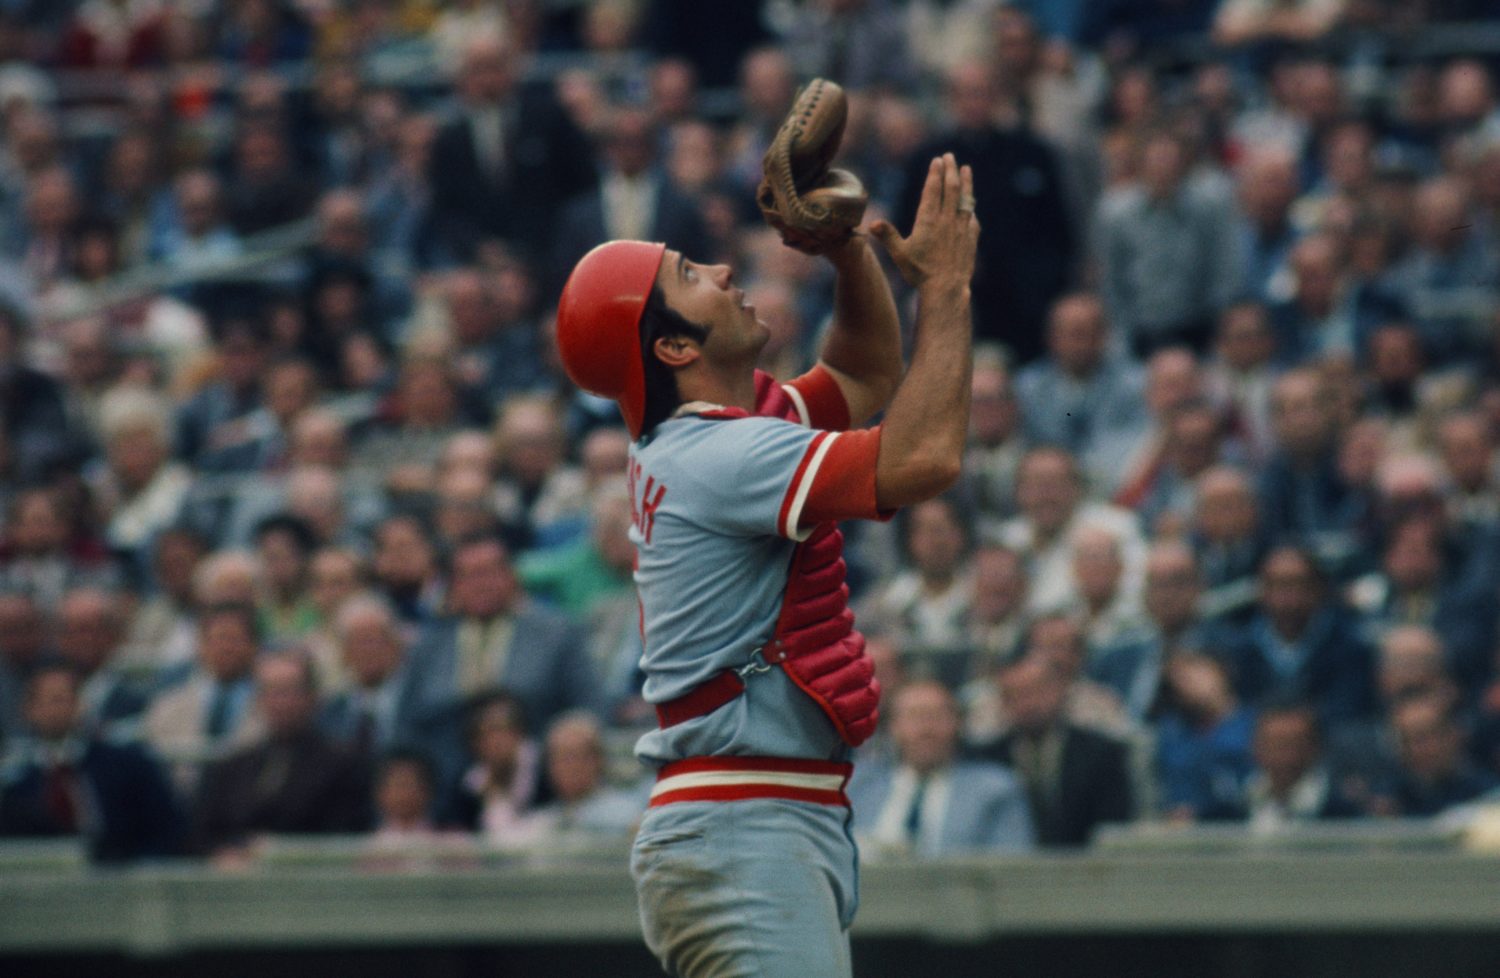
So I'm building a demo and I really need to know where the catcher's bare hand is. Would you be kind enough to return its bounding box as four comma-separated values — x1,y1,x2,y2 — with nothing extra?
869,154,978,290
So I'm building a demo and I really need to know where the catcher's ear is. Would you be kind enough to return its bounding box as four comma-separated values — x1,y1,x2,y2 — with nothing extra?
652,335,700,369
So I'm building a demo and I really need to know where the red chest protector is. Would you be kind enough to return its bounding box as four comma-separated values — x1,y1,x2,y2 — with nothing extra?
651,391,881,747
653,521,883,747
762,522,882,747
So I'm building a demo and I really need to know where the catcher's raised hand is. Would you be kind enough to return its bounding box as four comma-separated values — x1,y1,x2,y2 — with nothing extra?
869,154,978,289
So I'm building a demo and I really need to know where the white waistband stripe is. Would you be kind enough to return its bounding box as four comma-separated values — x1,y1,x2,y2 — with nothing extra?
651,769,847,800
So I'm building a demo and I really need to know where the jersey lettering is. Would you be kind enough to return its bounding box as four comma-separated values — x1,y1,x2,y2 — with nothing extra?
629,459,668,546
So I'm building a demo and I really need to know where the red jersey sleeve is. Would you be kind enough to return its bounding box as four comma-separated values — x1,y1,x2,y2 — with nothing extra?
778,427,895,532
753,367,851,431
782,364,852,432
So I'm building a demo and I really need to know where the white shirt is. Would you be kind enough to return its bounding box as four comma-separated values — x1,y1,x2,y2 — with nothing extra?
601,171,658,243
870,764,952,856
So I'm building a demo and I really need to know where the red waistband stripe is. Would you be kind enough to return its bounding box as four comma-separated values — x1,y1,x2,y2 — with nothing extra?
649,756,853,808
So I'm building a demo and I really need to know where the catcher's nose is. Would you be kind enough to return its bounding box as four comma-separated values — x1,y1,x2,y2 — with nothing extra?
710,264,733,290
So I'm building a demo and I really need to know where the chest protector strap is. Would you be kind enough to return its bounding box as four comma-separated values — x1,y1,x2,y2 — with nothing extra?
762,523,881,746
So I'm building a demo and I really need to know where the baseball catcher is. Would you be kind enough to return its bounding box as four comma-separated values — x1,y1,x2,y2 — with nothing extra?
554,68,979,975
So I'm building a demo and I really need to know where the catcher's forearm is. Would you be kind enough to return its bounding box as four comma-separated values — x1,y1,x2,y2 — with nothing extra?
819,236,903,419
873,278,972,509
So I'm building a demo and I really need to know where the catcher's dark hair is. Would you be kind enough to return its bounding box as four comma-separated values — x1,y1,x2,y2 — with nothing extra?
639,284,708,439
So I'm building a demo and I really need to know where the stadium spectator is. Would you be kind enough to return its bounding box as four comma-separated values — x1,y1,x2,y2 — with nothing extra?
491,395,591,547
1375,693,1496,817
963,351,1027,525
1347,513,1496,688
0,305,75,483
0,665,184,863
1204,302,1282,465
145,602,266,791
1215,546,1377,726
251,514,319,644
444,689,543,845
850,679,1034,856
553,106,710,295
1092,541,1214,722
526,711,641,842
1233,147,1302,303
194,649,372,858
898,59,1075,364
370,514,443,625
1228,700,1366,828
861,495,974,662
1258,368,1362,557
1105,347,1206,504
1153,653,1256,822
963,544,1030,667
425,33,594,265
980,654,1134,847
0,487,116,611
994,446,1145,615
321,595,415,759
1269,232,1406,363
1013,293,1145,466
405,534,596,783
1068,525,1145,650
0,591,48,744
117,526,206,682
517,483,634,620
92,388,193,561
54,586,145,737
1095,128,1240,357
780,0,917,94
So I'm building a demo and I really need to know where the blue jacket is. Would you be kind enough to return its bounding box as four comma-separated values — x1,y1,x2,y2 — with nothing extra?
1215,607,1377,725
847,758,1035,855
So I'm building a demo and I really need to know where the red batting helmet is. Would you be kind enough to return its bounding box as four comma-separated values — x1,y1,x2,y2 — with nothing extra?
555,240,667,440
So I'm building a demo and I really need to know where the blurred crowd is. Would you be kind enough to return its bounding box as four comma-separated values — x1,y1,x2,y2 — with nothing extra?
1,0,1500,865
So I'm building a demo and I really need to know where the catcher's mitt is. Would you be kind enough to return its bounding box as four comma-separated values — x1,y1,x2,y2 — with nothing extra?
757,78,869,255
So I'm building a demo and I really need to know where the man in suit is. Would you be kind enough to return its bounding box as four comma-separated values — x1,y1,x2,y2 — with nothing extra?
194,650,372,857
1013,295,1147,487
405,534,597,787
54,587,148,738
1347,514,1496,690
1378,693,1497,817
1091,541,1219,722
426,33,596,266
0,302,77,483
320,595,416,759
144,603,266,792
1206,700,1366,826
0,590,49,746
552,107,710,296
0,664,184,862
980,655,1134,847
1257,369,1363,563
849,679,1033,856
896,60,1075,365
1215,546,1377,728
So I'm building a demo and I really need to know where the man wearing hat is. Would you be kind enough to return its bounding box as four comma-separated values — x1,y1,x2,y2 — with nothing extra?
554,154,978,977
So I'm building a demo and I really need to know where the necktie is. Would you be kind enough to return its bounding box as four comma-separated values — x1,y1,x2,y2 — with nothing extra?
207,684,233,740
905,776,928,847
45,763,78,832
356,701,378,754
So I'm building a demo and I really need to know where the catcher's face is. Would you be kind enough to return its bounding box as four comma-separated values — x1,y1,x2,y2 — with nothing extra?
656,249,767,364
